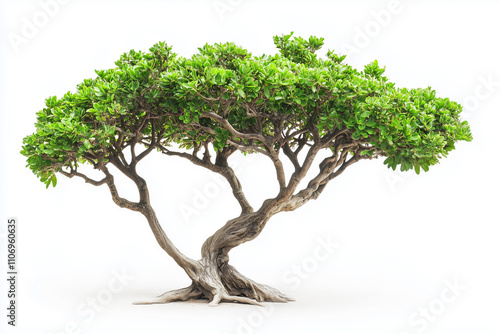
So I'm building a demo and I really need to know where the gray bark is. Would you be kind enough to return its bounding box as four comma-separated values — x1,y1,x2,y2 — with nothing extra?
137,209,293,306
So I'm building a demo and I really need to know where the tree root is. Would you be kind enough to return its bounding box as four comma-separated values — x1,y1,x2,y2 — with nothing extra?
133,264,293,306
133,285,202,305
222,265,295,303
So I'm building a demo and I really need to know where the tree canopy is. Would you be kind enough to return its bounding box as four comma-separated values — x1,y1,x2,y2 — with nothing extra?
22,32,472,190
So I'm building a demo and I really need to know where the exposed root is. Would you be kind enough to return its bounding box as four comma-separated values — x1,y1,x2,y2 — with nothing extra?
133,262,293,306
222,265,294,303
219,294,263,306
208,292,263,307
133,285,202,305
208,293,222,307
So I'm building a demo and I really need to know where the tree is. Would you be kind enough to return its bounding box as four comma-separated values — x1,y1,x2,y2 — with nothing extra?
21,32,472,306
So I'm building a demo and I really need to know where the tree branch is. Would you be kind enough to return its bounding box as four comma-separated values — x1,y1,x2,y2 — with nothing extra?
108,155,150,205
283,142,300,171
135,119,160,163
200,111,290,192
276,150,363,214
159,146,253,214
227,140,269,156
200,112,266,142
270,151,287,190
100,164,143,212
59,169,108,186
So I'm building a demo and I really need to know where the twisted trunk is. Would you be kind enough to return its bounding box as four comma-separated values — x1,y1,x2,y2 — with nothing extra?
136,205,292,306
134,154,359,306
107,136,361,306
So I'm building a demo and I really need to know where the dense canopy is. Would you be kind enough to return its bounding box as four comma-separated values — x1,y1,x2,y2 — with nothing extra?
22,32,471,188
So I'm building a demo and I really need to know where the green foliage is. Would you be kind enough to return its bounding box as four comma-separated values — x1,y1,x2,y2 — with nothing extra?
21,34,472,187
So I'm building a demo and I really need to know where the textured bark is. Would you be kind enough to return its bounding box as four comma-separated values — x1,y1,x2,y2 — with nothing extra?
137,210,293,306
141,206,198,278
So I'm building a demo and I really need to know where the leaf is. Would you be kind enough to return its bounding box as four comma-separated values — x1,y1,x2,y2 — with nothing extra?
237,88,246,98
263,86,270,98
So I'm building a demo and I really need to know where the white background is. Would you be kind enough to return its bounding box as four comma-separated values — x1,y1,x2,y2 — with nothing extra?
1,1,499,333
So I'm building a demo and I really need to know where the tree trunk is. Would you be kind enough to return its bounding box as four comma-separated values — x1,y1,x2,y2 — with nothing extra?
135,207,292,306
140,206,199,279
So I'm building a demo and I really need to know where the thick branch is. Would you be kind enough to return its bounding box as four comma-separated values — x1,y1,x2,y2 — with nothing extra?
142,205,198,277
259,127,358,214
201,112,266,142
270,152,287,190
283,142,300,171
100,165,143,211
160,146,253,214
276,151,363,213
108,155,150,205
202,111,289,193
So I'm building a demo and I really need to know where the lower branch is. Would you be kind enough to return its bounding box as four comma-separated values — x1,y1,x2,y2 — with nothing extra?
59,169,107,186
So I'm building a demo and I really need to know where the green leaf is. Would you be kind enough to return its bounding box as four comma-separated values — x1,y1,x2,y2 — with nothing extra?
237,88,246,98
263,86,270,98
